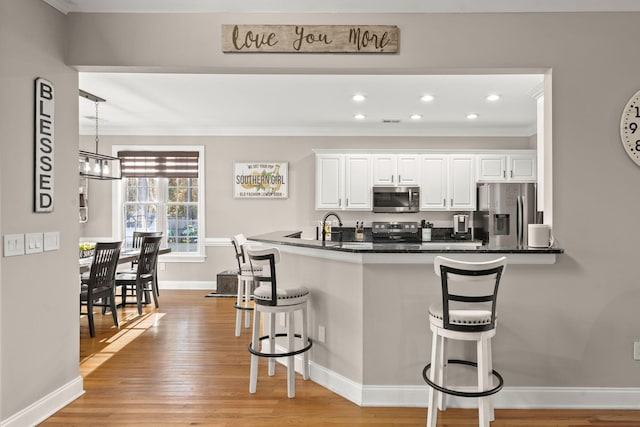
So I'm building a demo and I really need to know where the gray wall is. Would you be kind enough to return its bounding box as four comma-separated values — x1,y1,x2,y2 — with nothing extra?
80,135,532,282
1,0,80,421
66,10,640,391
2,5,640,422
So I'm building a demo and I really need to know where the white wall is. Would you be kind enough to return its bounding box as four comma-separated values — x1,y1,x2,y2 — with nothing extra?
0,0,81,423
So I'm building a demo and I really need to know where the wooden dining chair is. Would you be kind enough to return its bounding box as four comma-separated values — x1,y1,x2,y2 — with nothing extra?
80,241,122,337
115,236,162,315
122,231,163,297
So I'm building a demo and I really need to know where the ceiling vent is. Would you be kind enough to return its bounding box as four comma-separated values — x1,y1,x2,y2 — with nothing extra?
382,119,401,124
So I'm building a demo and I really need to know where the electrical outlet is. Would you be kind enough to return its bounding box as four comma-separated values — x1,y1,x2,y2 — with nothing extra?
318,325,326,343
634,342,640,361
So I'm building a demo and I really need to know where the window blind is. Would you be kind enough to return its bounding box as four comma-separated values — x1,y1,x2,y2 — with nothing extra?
118,151,199,178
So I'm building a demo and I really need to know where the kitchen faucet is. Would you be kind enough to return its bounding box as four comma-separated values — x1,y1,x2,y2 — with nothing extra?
321,211,343,241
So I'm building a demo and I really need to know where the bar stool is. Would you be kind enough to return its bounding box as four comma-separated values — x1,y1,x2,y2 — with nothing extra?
231,234,262,336
246,247,312,398
423,256,507,427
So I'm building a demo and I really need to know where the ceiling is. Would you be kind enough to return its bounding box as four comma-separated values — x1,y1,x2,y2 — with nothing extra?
67,1,631,138
79,73,543,137
45,0,640,14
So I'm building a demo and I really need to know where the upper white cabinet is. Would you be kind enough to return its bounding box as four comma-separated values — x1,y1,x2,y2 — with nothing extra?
476,151,536,182
373,154,420,186
419,154,476,211
316,154,372,211
316,154,344,210
344,155,372,210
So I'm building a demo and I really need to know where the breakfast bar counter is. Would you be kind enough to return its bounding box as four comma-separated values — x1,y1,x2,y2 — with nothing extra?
248,230,563,265
244,231,564,407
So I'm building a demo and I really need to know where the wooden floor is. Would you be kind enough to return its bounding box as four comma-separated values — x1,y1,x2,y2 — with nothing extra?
42,290,640,426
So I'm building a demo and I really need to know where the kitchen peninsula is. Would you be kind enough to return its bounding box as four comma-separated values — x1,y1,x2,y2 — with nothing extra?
246,231,562,406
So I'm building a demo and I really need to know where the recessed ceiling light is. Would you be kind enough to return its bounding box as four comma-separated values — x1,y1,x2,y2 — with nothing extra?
352,94,366,102
486,94,500,102
421,94,435,102
354,113,366,120
410,114,423,120
466,113,479,120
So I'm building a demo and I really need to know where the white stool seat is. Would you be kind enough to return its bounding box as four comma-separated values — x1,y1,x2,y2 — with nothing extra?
428,304,494,328
424,256,507,427
247,247,312,398
254,284,309,306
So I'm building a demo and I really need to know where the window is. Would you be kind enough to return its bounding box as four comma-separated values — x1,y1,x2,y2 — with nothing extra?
114,147,205,260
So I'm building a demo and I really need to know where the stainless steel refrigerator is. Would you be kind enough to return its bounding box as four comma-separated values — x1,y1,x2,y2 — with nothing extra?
474,183,537,248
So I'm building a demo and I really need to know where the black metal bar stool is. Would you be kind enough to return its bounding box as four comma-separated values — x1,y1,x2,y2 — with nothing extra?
423,256,507,427
246,247,312,398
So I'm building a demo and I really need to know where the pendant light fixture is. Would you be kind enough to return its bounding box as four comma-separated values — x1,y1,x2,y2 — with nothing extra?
79,89,122,180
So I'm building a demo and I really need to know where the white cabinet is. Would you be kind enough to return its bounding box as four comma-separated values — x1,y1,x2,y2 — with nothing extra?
419,154,476,211
419,155,448,210
344,155,372,210
477,151,536,182
315,154,372,211
316,154,344,210
373,154,420,186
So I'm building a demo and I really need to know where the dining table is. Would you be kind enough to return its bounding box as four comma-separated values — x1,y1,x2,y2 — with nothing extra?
79,247,171,273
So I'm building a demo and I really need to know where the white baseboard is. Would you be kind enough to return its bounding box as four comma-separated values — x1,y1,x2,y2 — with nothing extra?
159,280,215,290
0,376,84,427
308,363,640,409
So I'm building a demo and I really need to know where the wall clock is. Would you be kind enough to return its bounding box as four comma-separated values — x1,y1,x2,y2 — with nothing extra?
620,89,640,166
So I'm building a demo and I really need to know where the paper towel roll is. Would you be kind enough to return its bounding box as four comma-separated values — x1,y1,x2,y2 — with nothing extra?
528,224,551,248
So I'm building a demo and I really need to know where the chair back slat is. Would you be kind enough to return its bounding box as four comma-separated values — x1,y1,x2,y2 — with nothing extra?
247,247,280,306
132,231,163,248
232,234,250,269
434,256,507,333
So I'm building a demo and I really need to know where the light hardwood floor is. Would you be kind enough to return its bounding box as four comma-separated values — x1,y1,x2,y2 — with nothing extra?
42,290,640,426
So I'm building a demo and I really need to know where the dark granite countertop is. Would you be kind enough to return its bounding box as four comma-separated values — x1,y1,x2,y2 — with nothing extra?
247,231,564,254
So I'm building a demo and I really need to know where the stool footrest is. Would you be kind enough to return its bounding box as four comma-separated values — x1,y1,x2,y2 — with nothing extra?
422,359,504,398
233,302,254,311
248,333,313,358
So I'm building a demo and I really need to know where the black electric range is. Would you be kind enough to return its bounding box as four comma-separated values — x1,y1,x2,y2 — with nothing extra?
371,221,421,243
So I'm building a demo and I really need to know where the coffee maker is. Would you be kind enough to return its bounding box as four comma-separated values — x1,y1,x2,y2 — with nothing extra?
452,214,471,240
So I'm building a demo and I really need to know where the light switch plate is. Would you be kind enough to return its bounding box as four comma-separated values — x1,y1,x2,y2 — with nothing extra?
43,231,60,251
25,233,44,254
3,234,25,257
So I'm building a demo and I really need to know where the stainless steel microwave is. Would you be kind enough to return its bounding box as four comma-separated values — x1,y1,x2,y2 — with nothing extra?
372,186,420,213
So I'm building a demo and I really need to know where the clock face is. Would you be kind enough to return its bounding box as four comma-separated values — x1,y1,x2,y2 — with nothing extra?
620,89,640,166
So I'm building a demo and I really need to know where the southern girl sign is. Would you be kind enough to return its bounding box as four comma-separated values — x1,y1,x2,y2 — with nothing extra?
234,162,288,199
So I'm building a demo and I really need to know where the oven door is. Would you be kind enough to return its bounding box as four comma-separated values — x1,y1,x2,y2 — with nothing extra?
372,186,420,213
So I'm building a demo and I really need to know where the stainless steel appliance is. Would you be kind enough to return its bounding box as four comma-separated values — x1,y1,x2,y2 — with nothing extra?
372,186,420,213
452,214,470,239
474,183,537,248
372,221,420,242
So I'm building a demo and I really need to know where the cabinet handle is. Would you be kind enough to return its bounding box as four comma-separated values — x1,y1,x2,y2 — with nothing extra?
346,198,349,206
510,170,514,178
443,198,446,207
450,198,453,207
398,174,401,182
391,175,394,183
339,198,341,207
503,170,506,178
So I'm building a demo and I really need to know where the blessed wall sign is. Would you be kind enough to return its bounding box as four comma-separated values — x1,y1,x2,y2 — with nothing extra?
34,77,54,213
222,25,399,53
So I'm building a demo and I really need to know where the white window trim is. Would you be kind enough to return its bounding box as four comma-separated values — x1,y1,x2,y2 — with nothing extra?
112,145,206,262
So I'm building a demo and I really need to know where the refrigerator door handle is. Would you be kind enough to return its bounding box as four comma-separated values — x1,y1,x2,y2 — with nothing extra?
517,195,523,246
